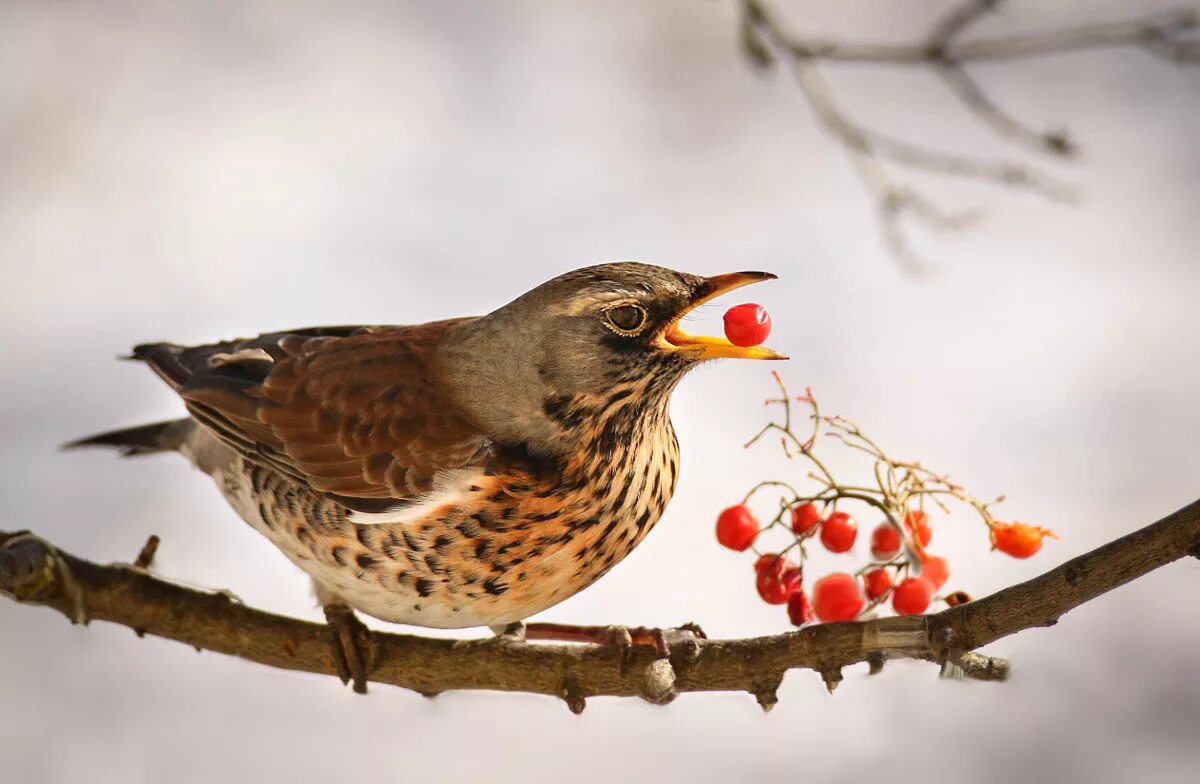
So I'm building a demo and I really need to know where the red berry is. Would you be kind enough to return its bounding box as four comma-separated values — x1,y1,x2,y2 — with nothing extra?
787,588,814,625
863,568,892,600
715,505,759,551
905,510,932,548
892,576,934,615
869,523,901,560
944,591,972,607
919,554,950,590
811,572,865,622
991,522,1057,559
755,558,801,604
722,303,772,347
820,511,857,553
753,552,780,574
790,502,821,535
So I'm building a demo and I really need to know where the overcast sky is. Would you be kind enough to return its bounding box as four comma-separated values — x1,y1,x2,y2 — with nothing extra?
2,1,1198,782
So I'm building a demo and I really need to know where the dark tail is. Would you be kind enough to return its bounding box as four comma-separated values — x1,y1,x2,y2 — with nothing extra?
63,418,194,457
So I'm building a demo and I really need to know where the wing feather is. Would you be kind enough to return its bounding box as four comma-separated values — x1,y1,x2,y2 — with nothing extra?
134,319,491,507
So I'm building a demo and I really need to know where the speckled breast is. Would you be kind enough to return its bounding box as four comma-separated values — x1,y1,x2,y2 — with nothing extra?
211,396,681,629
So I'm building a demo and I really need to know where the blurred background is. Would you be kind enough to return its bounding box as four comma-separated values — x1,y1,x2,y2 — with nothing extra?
2,0,1198,781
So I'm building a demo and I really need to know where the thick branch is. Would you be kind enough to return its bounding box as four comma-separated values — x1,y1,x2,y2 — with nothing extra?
2,498,1198,710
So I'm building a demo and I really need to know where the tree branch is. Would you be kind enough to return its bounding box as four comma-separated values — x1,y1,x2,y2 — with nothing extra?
3,498,1198,711
738,0,1200,271
742,2,1199,67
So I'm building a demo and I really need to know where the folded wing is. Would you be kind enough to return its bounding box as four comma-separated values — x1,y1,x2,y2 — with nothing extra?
132,320,491,511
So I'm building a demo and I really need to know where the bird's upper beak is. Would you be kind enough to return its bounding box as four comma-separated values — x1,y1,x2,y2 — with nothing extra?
657,271,788,360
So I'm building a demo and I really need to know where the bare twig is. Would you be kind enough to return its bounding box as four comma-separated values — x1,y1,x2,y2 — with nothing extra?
3,497,1198,711
738,0,1200,271
927,0,999,49
740,3,1199,65
133,534,160,570
800,56,992,273
925,1,1069,154
936,61,1074,155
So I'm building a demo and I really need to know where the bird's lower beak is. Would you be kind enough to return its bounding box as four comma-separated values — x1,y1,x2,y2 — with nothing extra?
657,271,788,360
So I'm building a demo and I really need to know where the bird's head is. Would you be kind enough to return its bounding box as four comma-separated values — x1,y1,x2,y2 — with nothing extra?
439,262,786,454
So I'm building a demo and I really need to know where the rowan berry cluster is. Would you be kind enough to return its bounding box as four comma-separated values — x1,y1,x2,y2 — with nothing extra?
715,373,1056,626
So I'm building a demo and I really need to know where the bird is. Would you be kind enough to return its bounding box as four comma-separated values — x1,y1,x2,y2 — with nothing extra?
67,262,785,692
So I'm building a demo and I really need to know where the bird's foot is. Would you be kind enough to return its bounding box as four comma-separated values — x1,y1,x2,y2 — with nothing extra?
523,621,706,674
323,603,375,694
488,621,527,644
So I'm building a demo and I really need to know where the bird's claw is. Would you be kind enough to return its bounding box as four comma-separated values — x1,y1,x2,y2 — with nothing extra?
522,621,706,675
323,604,374,694
607,624,706,674
492,620,527,642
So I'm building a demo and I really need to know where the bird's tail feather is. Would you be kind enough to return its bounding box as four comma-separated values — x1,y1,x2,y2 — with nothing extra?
63,418,194,457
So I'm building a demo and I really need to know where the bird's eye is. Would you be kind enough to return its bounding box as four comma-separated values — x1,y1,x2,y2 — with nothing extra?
604,304,648,334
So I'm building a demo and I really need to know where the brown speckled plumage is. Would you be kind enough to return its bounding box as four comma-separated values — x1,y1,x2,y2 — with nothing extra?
228,373,682,628
71,262,783,639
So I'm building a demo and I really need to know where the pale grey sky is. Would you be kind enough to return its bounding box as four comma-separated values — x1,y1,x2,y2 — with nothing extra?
1,1,1198,782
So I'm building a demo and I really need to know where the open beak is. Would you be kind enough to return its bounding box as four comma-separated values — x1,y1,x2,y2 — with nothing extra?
657,271,788,360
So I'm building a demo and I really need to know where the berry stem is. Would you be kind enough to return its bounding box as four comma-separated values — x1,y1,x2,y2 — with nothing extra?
738,374,1022,623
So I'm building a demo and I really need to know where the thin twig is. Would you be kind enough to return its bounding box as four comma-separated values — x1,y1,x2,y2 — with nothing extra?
738,0,1200,271
741,3,1199,66
133,534,160,570
927,0,998,50
936,61,1074,155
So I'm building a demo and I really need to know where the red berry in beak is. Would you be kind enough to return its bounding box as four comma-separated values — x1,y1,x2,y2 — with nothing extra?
722,303,772,347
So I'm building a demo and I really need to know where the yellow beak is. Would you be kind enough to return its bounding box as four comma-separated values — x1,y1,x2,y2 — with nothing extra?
658,271,788,360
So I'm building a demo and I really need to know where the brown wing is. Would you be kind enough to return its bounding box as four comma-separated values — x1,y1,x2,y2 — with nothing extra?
133,320,491,510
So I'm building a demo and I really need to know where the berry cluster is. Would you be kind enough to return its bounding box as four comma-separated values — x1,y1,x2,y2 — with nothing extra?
715,373,1056,626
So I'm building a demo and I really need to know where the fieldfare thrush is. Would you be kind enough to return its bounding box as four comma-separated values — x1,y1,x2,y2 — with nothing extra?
69,262,785,691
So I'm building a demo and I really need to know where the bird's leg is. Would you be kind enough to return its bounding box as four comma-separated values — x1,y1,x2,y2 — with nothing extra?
322,603,375,694
488,621,527,643
522,622,707,674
